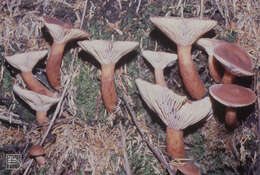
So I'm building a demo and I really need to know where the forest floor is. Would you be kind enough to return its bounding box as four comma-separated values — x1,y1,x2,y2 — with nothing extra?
0,0,259,175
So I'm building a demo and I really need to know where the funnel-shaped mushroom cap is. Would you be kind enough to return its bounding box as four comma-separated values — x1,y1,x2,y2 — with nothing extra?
5,50,48,72
42,16,90,44
209,84,256,107
29,145,45,157
135,79,212,130
78,40,139,64
213,42,254,76
197,38,225,55
142,50,177,69
150,16,217,46
13,84,59,112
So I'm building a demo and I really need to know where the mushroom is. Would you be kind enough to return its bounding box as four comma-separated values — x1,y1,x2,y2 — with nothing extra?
29,145,46,166
150,16,217,99
135,78,212,175
42,16,90,91
141,50,177,87
197,38,254,84
209,84,256,128
13,84,59,131
5,50,56,97
78,40,139,113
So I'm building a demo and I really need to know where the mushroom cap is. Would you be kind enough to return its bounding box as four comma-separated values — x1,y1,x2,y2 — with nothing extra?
78,40,139,64
135,78,212,130
141,50,177,69
209,84,256,107
13,84,60,112
5,50,48,72
213,42,254,76
150,16,217,46
196,38,225,56
42,16,90,44
29,145,45,157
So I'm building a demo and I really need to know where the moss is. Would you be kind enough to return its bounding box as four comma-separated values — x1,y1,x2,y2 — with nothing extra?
73,63,105,120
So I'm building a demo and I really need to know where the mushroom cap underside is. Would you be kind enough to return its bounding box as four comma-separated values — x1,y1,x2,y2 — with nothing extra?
5,50,48,72
78,40,139,64
142,50,177,69
150,16,217,46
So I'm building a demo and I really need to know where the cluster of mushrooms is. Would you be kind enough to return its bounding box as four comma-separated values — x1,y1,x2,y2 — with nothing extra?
4,15,256,174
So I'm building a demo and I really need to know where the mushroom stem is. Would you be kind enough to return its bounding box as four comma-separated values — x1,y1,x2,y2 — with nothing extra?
46,42,65,91
101,63,117,113
208,55,222,83
21,72,55,97
154,68,167,87
35,156,46,166
178,45,207,99
221,71,235,84
166,127,185,158
36,111,49,132
225,107,238,128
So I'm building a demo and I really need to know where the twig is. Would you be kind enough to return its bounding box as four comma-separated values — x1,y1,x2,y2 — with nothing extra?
121,95,176,175
80,0,88,29
200,0,204,18
0,114,28,126
120,122,132,175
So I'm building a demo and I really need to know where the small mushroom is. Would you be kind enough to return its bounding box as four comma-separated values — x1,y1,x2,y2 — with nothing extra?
29,145,46,166
141,50,177,87
136,78,212,175
5,50,56,97
197,38,254,84
78,40,139,113
13,84,59,131
42,16,90,90
209,84,256,128
150,16,217,99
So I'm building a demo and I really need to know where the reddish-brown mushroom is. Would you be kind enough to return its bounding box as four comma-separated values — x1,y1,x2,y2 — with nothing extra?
136,78,212,175
141,50,177,87
13,84,59,132
150,16,217,99
197,38,254,84
209,84,256,128
29,145,46,166
42,16,90,91
78,40,139,113
5,50,56,97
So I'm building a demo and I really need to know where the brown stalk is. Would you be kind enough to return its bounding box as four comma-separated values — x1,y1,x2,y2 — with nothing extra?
154,68,167,87
46,43,65,91
101,63,117,113
178,46,207,99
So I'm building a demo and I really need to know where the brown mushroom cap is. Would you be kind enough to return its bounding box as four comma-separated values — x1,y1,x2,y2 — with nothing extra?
209,84,256,107
197,38,225,56
13,84,60,112
213,42,254,77
78,40,139,64
141,50,177,69
5,50,48,72
42,16,90,44
29,145,45,157
150,16,217,46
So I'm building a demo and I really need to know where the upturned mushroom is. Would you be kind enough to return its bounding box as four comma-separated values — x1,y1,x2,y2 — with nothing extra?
42,16,90,90
13,84,59,132
5,50,56,97
29,145,46,166
78,40,139,113
197,38,254,84
209,84,256,129
150,16,217,99
136,78,212,175
141,50,177,87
